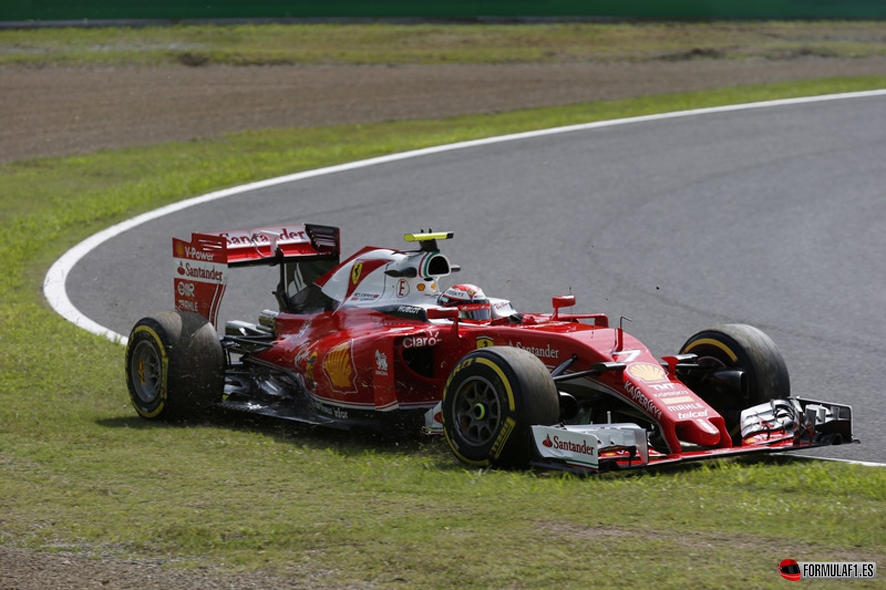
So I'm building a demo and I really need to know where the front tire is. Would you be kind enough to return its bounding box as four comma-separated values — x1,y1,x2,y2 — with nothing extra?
679,323,790,443
125,311,224,420
441,346,559,469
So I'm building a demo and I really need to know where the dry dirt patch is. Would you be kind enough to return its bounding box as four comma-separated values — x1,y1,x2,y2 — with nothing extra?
3,53,885,587
2,56,886,163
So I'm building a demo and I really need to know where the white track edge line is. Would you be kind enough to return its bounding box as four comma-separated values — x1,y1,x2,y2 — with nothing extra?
794,455,886,468
43,90,886,468
44,89,886,347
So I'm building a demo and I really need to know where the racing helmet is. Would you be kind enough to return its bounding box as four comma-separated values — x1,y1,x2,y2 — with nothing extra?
437,283,491,321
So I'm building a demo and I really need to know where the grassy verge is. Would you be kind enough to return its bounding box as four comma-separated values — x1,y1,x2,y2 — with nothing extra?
1,77,885,587
2,21,886,67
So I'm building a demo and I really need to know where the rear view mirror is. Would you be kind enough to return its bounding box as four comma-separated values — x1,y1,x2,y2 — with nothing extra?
427,307,459,320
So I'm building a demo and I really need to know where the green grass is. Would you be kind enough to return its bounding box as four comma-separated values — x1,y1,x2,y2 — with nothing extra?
2,21,886,66
1,54,885,588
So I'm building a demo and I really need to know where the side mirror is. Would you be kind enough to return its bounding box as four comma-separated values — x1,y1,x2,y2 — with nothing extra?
427,307,460,321
552,295,576,320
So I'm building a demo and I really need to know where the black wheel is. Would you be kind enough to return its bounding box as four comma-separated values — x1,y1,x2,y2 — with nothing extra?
125,311,224,420
441,346,559,469
679,323,790,443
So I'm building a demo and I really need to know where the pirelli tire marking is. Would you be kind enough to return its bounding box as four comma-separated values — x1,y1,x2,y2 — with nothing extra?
449,357,518,465
126,324,170,419
683,337,739,363
441,347,559,469
125,311,225,421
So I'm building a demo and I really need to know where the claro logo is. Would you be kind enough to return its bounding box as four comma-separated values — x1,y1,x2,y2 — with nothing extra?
403,331,440,348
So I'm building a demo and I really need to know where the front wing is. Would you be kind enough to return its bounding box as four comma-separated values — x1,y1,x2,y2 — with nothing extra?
529,397,856,474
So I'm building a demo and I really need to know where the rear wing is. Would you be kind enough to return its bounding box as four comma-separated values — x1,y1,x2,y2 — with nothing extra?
173,224,339,326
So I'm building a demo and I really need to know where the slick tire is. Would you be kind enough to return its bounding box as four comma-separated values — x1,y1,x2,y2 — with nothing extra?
125,311,224,421
442,346,559,469
679,323,790,443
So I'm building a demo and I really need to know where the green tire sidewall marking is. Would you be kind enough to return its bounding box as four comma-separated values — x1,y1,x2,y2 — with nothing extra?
129,324,169,418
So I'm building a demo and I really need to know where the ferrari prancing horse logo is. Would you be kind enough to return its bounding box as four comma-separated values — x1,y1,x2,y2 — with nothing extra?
351,262,363,285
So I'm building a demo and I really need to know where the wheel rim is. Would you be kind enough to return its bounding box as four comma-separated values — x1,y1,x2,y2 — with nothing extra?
451,376,503,446
130,340,162,404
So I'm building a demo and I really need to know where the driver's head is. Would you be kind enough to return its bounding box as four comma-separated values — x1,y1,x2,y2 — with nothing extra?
438,283,491,321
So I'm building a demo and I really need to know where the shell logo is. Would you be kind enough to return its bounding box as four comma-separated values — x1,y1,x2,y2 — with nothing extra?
627,362,667,383
304,352,318,389
324,341,356,392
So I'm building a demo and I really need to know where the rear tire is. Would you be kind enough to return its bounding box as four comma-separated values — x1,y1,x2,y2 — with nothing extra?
679,323,790,443
125,311,224,420
442,346,559,469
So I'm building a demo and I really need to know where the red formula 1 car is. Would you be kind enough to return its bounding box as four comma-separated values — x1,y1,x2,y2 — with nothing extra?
125,224,856,472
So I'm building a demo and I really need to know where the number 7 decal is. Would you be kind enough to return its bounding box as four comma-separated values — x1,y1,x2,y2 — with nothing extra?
613,349,641,362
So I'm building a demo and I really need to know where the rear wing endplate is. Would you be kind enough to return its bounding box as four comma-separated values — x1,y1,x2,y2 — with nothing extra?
173,224,339,326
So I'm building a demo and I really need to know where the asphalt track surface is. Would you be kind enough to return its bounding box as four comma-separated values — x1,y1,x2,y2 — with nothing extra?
53,92,886,464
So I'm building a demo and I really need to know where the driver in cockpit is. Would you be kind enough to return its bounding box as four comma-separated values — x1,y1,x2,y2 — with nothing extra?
437,283,520,323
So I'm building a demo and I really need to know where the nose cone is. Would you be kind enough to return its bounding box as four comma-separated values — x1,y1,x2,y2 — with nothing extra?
675,417,721,447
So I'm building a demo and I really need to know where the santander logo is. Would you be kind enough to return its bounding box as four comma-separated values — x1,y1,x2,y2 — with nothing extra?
542,433,595,457
175,261,224,282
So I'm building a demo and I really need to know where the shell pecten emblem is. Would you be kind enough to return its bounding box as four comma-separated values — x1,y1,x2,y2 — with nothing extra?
626,362,668,383
324,341,357,393
304,351,318,389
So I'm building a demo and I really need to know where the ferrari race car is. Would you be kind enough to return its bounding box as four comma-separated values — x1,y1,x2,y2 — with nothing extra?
125,224,857,473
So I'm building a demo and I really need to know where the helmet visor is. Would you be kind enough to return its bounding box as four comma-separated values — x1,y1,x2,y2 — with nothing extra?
459,303,491,321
